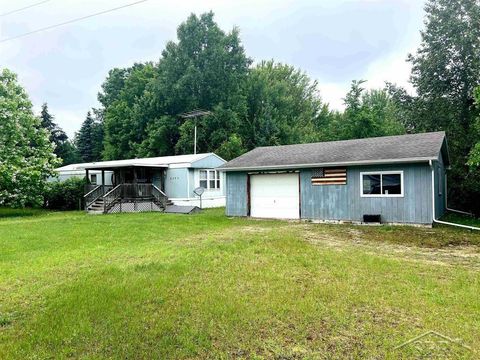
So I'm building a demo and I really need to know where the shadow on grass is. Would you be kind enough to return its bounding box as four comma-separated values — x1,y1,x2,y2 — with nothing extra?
440,211,480,228
0,207,46,219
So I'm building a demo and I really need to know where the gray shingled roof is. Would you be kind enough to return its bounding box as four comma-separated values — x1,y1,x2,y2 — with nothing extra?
219,132,447,171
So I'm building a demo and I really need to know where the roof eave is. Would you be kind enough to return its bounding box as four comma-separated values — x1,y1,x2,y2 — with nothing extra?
217,157,436,171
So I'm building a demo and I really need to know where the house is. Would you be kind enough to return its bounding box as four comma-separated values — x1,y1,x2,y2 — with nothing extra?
55,153,226,213
219,132,449,225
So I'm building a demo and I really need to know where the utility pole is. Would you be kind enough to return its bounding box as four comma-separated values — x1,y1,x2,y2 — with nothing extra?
179,109,211,155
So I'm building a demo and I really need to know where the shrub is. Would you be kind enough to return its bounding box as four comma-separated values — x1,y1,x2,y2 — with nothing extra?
44,177,86,210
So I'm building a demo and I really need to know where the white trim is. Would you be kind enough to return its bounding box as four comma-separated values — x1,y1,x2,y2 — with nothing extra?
218,157,435,172
360,170,404,198
199,169,221,191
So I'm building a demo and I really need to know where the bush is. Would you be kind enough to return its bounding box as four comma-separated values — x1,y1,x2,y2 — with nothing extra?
44,177,86,210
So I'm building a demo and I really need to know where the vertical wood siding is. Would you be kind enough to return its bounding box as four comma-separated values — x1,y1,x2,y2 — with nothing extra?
225,172,248,216
434,154,446,219
225,162,435,224
301,163,433,224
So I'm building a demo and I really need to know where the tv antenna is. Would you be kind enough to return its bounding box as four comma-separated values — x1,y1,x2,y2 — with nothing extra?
179,109,212,154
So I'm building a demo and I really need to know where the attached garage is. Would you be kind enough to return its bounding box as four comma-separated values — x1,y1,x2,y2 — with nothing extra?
249,173,300,219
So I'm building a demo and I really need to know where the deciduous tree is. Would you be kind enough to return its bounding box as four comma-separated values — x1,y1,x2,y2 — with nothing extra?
0,69,59,207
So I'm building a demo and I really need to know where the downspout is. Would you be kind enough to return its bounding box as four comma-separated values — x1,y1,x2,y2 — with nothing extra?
430,160,480,231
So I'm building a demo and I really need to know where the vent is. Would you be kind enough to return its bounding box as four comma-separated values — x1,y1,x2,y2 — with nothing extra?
363,214,381,223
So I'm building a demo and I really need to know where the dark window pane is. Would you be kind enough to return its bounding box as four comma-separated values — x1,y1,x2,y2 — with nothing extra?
209,180,216,189
382,174,401,194
363,174,380,194
200,180,207,188
216,179,220,189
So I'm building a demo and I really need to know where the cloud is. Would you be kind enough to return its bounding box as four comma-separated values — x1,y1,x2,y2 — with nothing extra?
0,0,426,135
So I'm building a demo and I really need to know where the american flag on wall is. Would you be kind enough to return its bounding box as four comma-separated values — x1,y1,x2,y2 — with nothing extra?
311,168,347,185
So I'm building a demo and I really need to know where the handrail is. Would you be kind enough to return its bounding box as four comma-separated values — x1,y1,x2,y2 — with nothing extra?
103,184,121,198
152,184,168,209
84,185,101,198
103,184,123,213
152,184,167,198
84,185,105,210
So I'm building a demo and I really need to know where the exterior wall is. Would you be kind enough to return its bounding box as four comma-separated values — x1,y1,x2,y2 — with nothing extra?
164,168,189,198
54,170,113,185
152,169,163,190
190,154,225,169
225,163,434,224
433,154,446,219
225,172,248,216
301,163,433,224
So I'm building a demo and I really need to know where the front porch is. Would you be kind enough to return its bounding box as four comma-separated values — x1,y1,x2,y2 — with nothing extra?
83,165,170,214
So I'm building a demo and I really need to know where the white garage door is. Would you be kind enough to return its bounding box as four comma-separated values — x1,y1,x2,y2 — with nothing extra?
250,173,300,219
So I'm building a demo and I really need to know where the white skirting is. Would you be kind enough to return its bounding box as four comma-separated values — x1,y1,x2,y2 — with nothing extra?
170,196,225,208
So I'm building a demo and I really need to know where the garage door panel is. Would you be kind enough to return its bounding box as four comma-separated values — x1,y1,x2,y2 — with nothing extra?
250,173,299,219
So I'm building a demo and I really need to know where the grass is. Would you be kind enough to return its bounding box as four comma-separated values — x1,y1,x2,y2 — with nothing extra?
441,211,480,228
0,208,479,359
0,207,47,218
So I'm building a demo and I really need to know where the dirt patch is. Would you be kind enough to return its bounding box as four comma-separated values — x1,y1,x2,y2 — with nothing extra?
299,225,480,269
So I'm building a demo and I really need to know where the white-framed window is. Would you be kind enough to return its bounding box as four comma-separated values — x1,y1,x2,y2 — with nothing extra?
360,171,403,197
199,169,220,190
90,174,97,185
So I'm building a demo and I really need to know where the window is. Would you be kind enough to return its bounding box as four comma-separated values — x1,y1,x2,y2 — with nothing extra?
360,171,403,197
199,169,220,190
90,174,97,185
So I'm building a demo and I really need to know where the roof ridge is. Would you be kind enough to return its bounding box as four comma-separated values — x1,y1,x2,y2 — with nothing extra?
255,131,445,150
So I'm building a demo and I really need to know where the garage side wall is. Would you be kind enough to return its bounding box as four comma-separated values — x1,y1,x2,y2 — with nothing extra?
225,172,248,216
301,163,433,224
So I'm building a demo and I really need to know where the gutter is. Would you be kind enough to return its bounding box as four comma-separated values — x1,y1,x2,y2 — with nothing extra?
429,160,480,231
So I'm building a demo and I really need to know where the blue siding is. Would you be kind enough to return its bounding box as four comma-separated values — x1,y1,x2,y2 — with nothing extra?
226,163,434,224
434,154,446,219
165,168,189,198
225,172,248,216
191,154,225,169
301,164,433,224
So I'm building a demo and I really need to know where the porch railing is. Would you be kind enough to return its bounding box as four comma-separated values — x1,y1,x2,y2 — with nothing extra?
84,185,113,209
121,183,154,199
87,183,169,213
152,184,168,209
103,184,122,213
84,185,102,209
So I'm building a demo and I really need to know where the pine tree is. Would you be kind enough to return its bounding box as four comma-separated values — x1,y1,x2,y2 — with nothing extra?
39,103,79,165
75,111,104,162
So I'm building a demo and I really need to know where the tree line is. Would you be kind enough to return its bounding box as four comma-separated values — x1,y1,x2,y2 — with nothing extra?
1,0,480,213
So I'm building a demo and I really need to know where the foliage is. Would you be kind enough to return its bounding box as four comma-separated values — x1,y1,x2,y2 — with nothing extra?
406,0,480,213
332,80,405,140
1,209,479,358
39,103,79,165
100,12,251,160
75,111,104,162
0,69,60,207
242,60,325,149
215,133,246,160
467,86,480,169
44,177,85,210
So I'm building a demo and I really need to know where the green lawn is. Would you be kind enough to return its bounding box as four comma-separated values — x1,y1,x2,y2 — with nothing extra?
1,208,479,359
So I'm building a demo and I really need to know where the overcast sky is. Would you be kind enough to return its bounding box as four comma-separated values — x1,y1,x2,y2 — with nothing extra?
0,0,426,137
